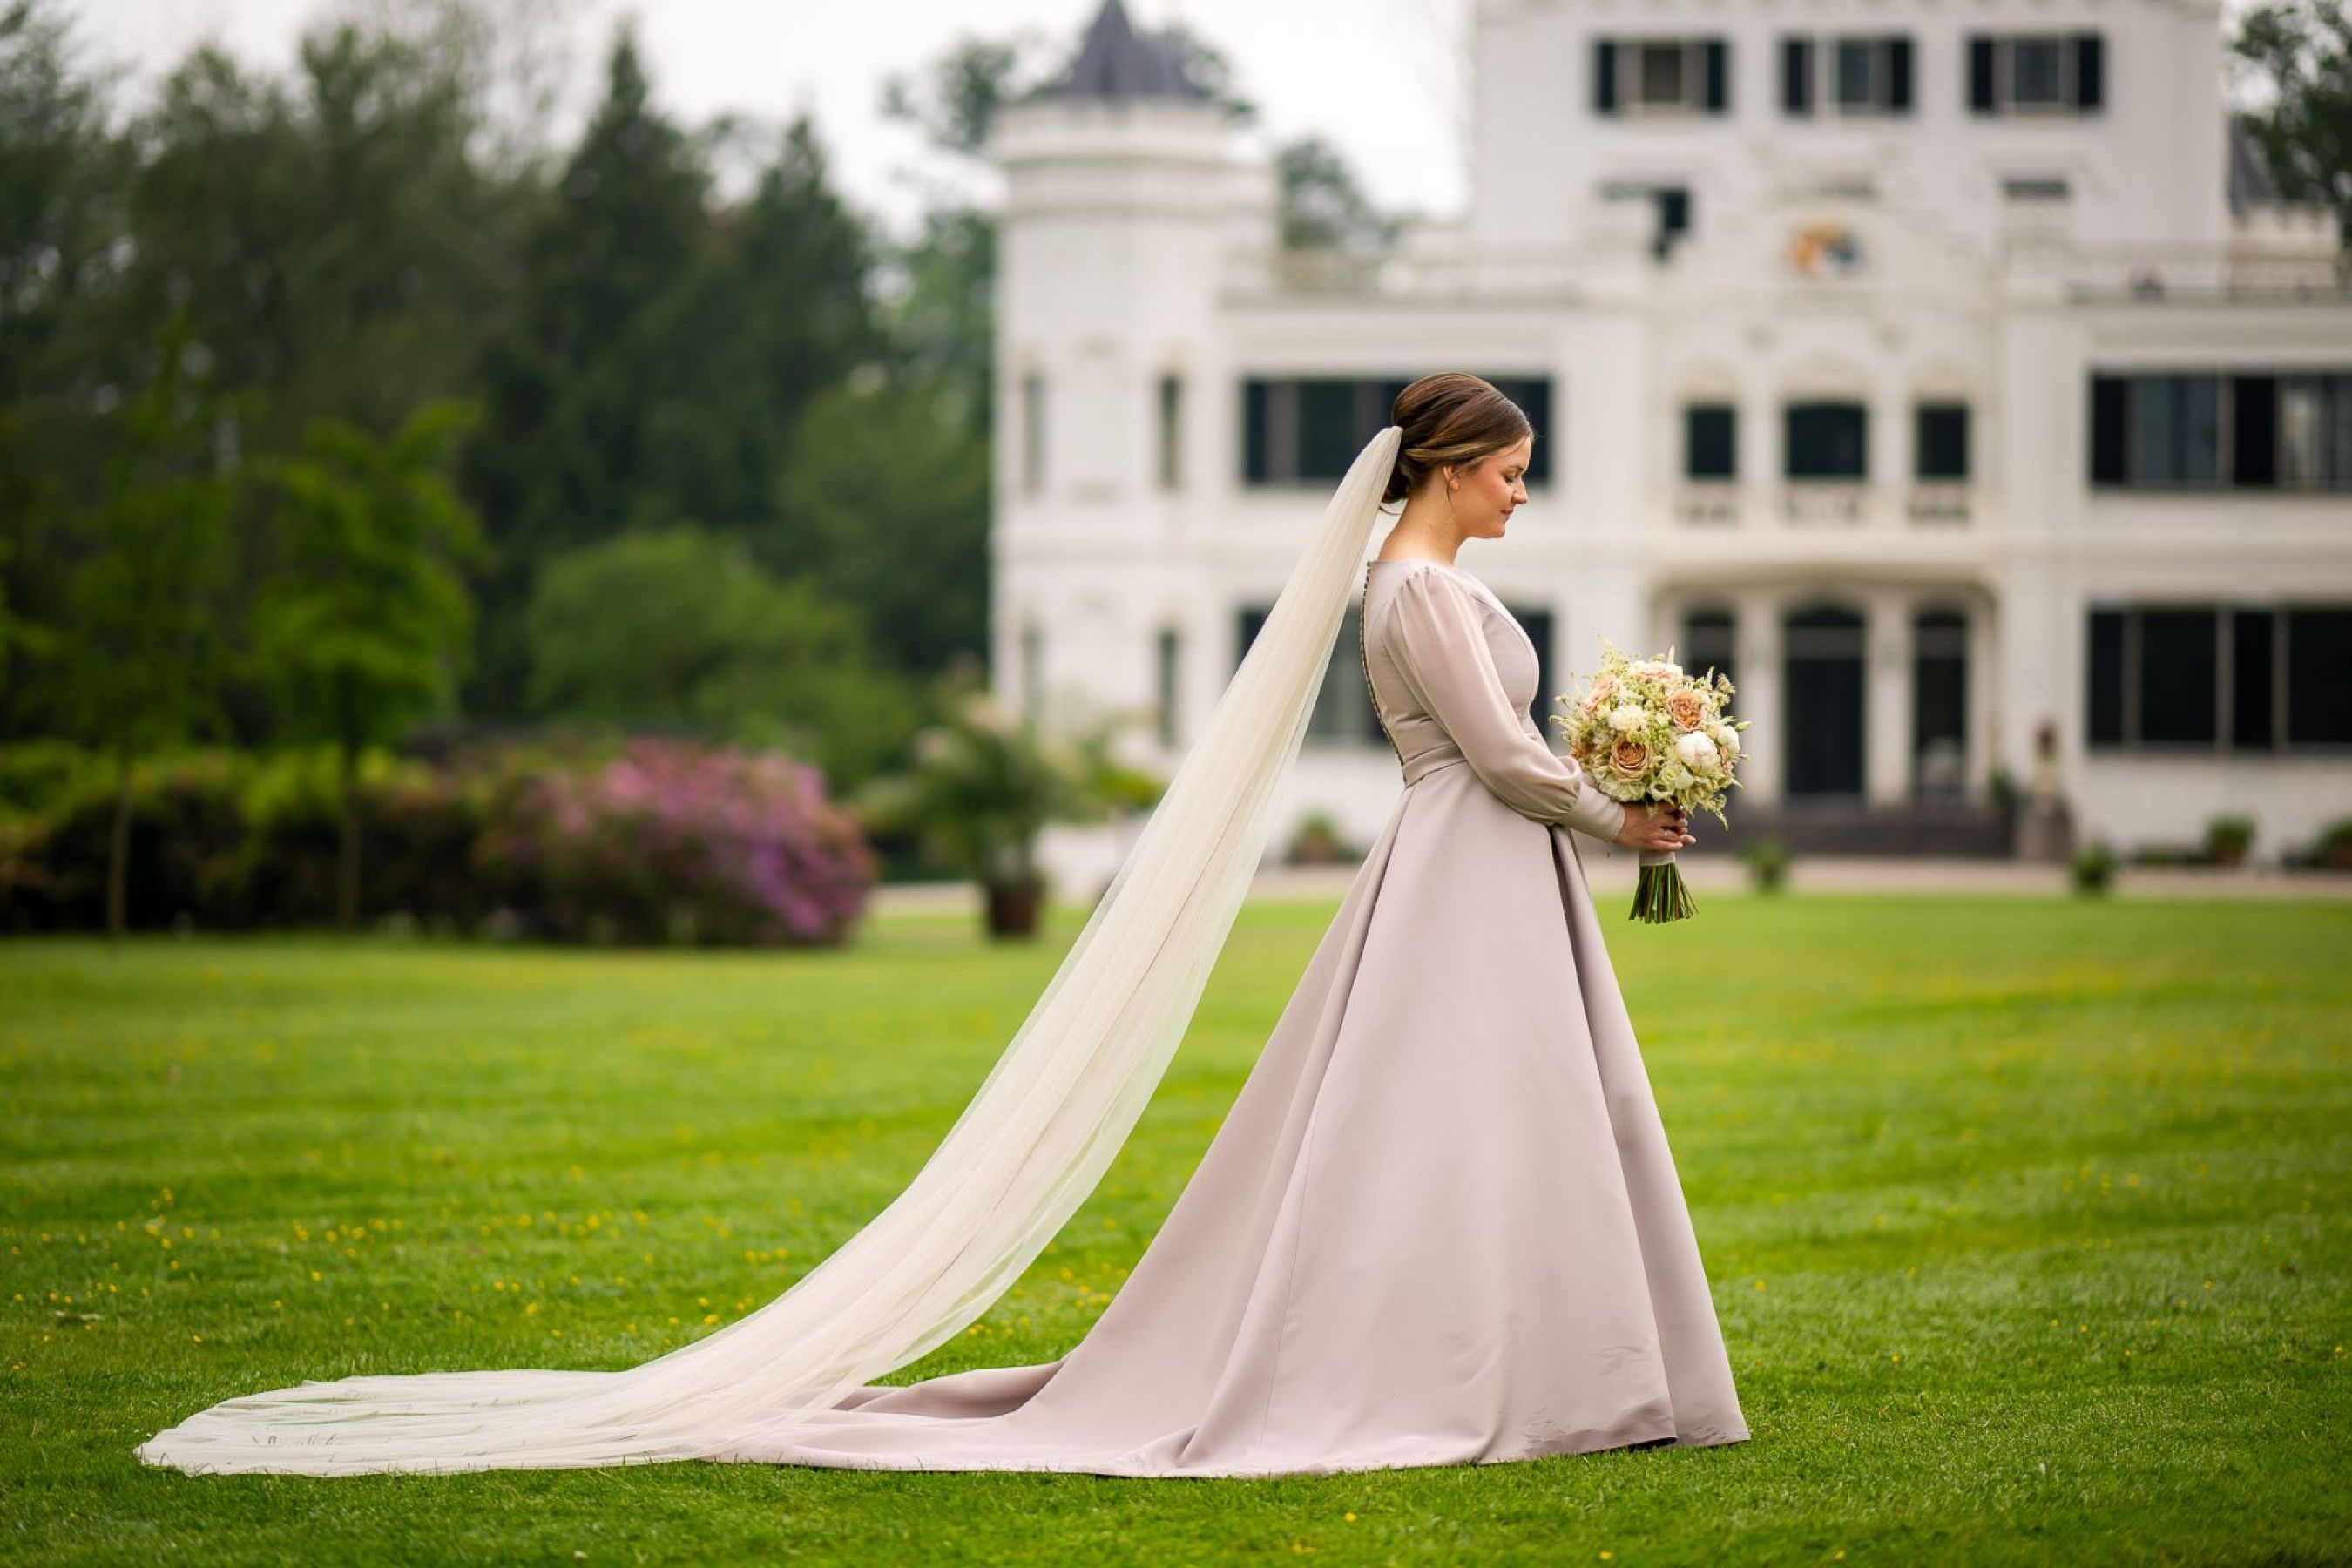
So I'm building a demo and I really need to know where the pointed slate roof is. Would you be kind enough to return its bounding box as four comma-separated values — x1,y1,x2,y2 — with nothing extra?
1049,0,1208,102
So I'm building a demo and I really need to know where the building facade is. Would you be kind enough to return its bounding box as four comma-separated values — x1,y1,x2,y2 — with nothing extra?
988,0,2352,885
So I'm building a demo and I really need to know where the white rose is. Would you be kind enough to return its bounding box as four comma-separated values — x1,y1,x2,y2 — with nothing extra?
1673,731,1722,774
1632,659,1682,680
1707,721,1740,759
1608,704,1647,734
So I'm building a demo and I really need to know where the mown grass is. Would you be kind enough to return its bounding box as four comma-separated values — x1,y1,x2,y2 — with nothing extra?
3,893,2346,1565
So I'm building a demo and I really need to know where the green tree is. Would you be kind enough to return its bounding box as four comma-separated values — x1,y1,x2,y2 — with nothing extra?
524,525,921,791
0,0,125,733
2233,0,2352,246
249,401,485,931
118,24,522,458
51,321,236,942
1275,133,1403,255
768,375,990,682
468,32,882,717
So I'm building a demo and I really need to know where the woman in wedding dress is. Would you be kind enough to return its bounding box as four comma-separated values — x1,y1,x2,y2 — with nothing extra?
139,373,1749,1478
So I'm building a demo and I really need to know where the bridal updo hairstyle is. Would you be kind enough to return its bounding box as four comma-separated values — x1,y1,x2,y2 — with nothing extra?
1382,373,1534,506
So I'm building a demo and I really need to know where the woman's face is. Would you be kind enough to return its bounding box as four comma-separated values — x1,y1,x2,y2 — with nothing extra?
1445,436,1532,539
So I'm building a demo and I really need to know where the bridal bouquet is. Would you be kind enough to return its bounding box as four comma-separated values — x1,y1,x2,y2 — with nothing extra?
1551,639,1748,923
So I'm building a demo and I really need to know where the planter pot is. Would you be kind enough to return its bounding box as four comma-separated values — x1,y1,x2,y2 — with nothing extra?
983,875,1046,939
1291,828,1340,865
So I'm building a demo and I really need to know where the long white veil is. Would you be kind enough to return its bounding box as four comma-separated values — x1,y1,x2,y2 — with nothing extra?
137,424,1405,1475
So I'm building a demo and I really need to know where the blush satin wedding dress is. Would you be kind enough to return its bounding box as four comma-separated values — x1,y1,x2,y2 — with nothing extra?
712,556,1753,1475
139,426,1748,1477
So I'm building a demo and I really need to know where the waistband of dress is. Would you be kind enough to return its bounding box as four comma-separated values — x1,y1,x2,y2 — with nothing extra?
1400,750,1468,786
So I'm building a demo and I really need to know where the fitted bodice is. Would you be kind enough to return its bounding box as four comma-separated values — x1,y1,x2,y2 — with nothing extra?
1359,558,1553,787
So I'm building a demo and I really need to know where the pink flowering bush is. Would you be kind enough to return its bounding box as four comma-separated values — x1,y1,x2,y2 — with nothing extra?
475,736,875,947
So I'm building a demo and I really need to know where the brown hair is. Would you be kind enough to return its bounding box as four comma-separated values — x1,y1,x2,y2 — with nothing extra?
1382,373,1535,505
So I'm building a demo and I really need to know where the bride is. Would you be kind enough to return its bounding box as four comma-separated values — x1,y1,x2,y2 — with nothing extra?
140,372,1750,1477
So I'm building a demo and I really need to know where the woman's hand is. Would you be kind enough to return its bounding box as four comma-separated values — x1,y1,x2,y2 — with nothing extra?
1613,801,1695,854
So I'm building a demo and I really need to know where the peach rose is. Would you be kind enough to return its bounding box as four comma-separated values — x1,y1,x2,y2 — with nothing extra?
1666,687,1707,732
1609,735,1652,781
1586,674,1619,708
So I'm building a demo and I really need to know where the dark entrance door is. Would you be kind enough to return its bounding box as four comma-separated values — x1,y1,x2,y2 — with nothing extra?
1783,605,1866,797
1911,609,1969,798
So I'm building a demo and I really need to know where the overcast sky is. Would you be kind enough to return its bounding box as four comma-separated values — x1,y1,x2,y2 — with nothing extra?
65,0,2266,239
66,0,1476,236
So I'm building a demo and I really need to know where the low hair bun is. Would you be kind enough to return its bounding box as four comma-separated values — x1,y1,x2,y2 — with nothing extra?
1381,374,1534,506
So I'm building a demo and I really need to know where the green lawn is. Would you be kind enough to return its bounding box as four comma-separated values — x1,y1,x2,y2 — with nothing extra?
3,894,2347,1565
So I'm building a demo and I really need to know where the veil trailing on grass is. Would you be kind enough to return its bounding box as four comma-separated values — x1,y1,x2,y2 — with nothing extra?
137,424,1405,1475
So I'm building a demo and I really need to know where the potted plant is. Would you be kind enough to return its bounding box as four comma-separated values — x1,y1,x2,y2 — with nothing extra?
853,678,1164,940
1288,811,1345,865
1740,835,1789,894
2204,815,2254,867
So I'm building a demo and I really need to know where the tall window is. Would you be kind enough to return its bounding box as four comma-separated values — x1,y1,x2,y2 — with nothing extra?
1156,373,1183,491
1969,33,2105,115
1782,35,1913,116
1242,376,1554,486
1684,404,1737,479
2088,372,2352,491
1915,403,1970,481
1681,607,1737,692
1235,605,1382,743
1593,37,1729,117
1154,626,1180,747
2279,375,2352,489
1785,402,1869,480
2086,605,2352,749
1237,598,1558,738
1020,622,1044,719
1020,372,1044,494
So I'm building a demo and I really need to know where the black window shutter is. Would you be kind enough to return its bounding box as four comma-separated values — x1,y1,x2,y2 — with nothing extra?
1703,40,1729,112
1782,37,1813,114
2288,610,2352,743
2231,610,2275,749
1968,36,1996,113
1236,606,1267,667
2087,609,2126,745
2233,376,2277,488
1242,377,1271,483
2075,34,2103,112
1888,37,1914,111
2090,375,2130,484
1594,39,1618,114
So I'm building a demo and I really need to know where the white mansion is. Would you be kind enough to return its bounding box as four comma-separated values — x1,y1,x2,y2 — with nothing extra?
986,0,2351,880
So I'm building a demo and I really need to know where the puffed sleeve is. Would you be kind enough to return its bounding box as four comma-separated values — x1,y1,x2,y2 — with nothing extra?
1382,567,1631,842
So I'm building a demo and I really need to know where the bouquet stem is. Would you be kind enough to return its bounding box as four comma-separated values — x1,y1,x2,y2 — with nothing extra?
1630,858,1696,923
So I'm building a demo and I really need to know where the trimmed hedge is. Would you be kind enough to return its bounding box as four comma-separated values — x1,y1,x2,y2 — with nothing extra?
0,737,875,946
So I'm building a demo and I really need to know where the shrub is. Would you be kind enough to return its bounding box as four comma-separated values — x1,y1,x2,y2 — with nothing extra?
0,751,251,932
2311,818,2352,872
2071,839,2117,896
2204,815,2255,866
476,737,875,947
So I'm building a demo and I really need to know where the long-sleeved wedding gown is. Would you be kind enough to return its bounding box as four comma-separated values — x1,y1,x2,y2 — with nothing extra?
137,425,1749,1477
702,555,1752,1475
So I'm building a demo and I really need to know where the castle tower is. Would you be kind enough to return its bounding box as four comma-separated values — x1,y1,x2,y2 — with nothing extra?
986,0,1267,751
